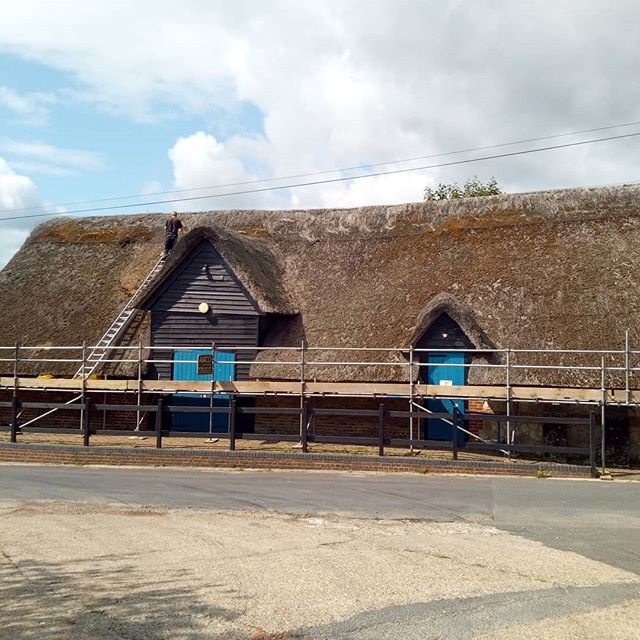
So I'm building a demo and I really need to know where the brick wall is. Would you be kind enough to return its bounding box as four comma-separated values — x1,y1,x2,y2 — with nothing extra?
466,399,490,435
0,442,593,477
255,396,418,439
254,396,299,433
0,390,148,431
255,397,493,438
255,397,498,441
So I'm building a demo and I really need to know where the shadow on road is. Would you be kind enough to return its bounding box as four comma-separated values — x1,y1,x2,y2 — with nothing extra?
0,551,252,639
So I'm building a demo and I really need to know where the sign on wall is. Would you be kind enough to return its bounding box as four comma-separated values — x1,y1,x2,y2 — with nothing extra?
197,354,213,375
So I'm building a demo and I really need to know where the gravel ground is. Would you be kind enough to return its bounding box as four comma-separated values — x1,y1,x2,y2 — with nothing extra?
1,498,638,639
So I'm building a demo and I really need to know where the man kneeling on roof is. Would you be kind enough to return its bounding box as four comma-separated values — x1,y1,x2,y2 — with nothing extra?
163,211,184,259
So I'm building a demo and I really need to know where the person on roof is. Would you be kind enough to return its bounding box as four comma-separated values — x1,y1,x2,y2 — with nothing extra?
162,211,184,259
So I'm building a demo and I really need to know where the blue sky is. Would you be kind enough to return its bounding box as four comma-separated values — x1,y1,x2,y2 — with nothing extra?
0,55,264,209
1,1,640,266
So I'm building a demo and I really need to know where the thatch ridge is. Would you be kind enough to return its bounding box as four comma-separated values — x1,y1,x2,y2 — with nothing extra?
190,183,640,240
16,183,640,249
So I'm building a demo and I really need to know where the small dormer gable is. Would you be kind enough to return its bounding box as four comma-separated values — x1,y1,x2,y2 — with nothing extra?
141,240,260,316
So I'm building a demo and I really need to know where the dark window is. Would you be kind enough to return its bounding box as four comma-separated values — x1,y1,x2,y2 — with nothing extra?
415,314,473,350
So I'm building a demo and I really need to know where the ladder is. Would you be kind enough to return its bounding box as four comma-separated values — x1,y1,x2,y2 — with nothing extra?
73,257,166,379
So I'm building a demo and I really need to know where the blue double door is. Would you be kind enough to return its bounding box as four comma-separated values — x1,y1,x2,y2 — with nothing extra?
172,349,235,432
426,352,466,445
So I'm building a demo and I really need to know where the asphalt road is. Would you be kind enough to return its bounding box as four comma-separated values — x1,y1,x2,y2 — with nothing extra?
1,464,639,639
0,464,638,572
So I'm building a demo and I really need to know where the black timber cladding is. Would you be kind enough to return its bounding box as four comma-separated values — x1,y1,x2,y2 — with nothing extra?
146,241,260,380
147,242,260,315
150,312,258,380
415,314,473,350
415,314,472,384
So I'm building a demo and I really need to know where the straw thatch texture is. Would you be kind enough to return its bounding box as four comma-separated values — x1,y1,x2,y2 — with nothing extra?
2,185,640,385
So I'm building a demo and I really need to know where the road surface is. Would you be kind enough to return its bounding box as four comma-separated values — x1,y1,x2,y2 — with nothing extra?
0,464,638,639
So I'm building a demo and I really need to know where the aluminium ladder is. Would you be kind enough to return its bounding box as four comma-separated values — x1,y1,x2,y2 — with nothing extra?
73,257,166,379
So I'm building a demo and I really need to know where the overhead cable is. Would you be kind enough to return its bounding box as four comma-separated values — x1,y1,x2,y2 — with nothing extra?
4,119,640,216
1,129,639,223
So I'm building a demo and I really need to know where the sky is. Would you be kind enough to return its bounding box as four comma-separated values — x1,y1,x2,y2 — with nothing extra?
1,0,640,267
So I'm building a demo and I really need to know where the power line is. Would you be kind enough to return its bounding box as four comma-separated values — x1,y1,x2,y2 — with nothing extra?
2,130,639,223
4,119,640,216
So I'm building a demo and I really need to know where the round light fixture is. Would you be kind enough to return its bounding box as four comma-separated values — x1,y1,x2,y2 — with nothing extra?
198,302,210,314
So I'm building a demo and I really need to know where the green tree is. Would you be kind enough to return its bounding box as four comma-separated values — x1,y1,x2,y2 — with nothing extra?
424,176,502,201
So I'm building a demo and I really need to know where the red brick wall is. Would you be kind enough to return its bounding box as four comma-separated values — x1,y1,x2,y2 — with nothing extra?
254,396,299,434
254,397,498,440
0,390,148,431
256,396,429,439
467,399,492,435
0,444,592,477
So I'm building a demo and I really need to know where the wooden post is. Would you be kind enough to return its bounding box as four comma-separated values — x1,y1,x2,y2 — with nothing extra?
209,342,215,437
11,343,19,443
80,341,86,431
625,329,631,405
589,411,597,478
299,340,306,442
156,396,164,449
229,399,236,451
82,396,91,447
301,399,308,454
10,394,19,444
408,345,414,452
452,406,459,461
506,348,512,456
136,342,142,430
601,356,606,474
378,403,385,457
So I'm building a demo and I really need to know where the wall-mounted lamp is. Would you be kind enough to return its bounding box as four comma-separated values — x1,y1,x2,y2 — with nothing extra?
198,302,210,314
441,332,449,339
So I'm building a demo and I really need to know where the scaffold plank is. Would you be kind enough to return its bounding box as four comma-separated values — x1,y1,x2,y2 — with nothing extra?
1,375,638,404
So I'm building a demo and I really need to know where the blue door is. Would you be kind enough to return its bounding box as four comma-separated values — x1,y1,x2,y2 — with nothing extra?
172,350,236,432
426,352,466,444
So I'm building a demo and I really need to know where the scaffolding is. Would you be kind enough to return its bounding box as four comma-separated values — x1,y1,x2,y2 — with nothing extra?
1,340,638,403
1,339,637,475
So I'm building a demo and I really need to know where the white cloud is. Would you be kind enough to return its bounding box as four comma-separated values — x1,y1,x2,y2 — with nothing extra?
170,132,249,192
168,131,285,210
140,180,163,196
291,171,427,210
7,160,75,177
0,158,45,267
2,0,640,211
0,158,42,214
0,85,56,125
0,138,105,172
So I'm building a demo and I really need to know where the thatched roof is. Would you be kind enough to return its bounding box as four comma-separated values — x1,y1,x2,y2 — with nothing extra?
2,185,640,386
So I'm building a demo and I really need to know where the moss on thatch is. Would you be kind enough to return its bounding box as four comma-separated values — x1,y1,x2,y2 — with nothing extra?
33,219,154,245
2,185,640,384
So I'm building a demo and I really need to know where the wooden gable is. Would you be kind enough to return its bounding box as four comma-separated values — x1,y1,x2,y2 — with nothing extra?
144,241,260,316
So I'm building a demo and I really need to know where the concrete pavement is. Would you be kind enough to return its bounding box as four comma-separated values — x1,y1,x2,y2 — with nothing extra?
0,464,638,638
